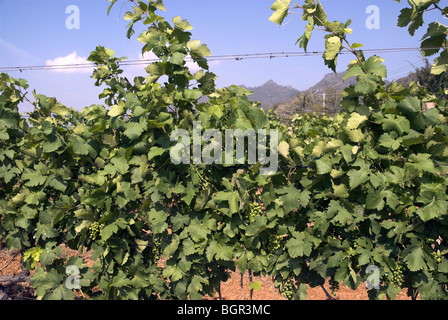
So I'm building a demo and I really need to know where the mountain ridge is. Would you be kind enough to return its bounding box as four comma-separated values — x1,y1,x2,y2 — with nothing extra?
242,70,403,111
240,80,300,110
241,71,352,110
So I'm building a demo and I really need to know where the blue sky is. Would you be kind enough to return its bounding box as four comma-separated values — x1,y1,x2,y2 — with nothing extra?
0,0,440,113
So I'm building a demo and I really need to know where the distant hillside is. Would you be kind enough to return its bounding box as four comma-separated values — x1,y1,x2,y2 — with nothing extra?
241,73,354,111
394,73,418,87
241,80,300,110
241,70,413,114
308,71,356,93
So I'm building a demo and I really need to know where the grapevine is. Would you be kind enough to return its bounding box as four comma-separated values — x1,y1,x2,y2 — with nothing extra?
280,278,295,300
0,0,447,301
329,277,339,297
432,251,441,264
266,233,283,257
88,221,104,241
151,236,163,262
389,261,406,288
345,242,361,272
245,201,263,224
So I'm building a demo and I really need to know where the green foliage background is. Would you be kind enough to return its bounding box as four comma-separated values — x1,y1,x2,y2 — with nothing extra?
1,0,448,300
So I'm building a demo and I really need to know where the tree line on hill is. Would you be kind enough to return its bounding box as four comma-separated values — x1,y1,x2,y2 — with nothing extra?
244,59,447,120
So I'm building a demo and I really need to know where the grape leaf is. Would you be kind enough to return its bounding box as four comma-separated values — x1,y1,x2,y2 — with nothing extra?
354,74,379,95
110,157,129,174
124,122,145,140
206,239,234,262
416,198,448,222
269,0,292,25
277,186,310,213
108,104,125,117
346,112,367,130
366,189,386,211
403,245,426,272
315,157,332,175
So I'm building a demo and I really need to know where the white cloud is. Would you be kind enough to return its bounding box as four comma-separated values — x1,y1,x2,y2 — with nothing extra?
187,57,221,74
141,51,158,61
45,51,93,73
122,51,219,81
186,58,201,73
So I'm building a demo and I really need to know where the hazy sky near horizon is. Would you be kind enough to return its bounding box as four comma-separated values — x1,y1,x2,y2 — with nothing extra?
0,0,440,113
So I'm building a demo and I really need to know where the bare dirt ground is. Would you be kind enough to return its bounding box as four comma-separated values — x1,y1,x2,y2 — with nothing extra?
204,270,412,300
0,249,35,300
0,248,412,300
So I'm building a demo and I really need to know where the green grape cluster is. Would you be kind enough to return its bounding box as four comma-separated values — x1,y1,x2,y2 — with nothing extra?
266,234,283,257
152,237,163,262
245,201,263,224
89,221,104,241
347,247,356,258
281,278,294,300
432,251,441,263
390,262,405,287
346,242,359,258
329,278,339,296
346,242,360,271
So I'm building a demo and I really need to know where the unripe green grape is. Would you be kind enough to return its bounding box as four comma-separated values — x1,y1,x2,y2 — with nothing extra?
432,251,441,263
89,221,104,241
266,234,283,257
347,247,356,258
151,237,163,262
329,278,339,296
281,279,294,300
390,261,405,287
245,201,263,224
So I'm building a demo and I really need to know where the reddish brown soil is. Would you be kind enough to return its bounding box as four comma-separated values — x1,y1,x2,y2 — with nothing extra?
0,249,35,300
0,248,412,300
204,270,412,300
